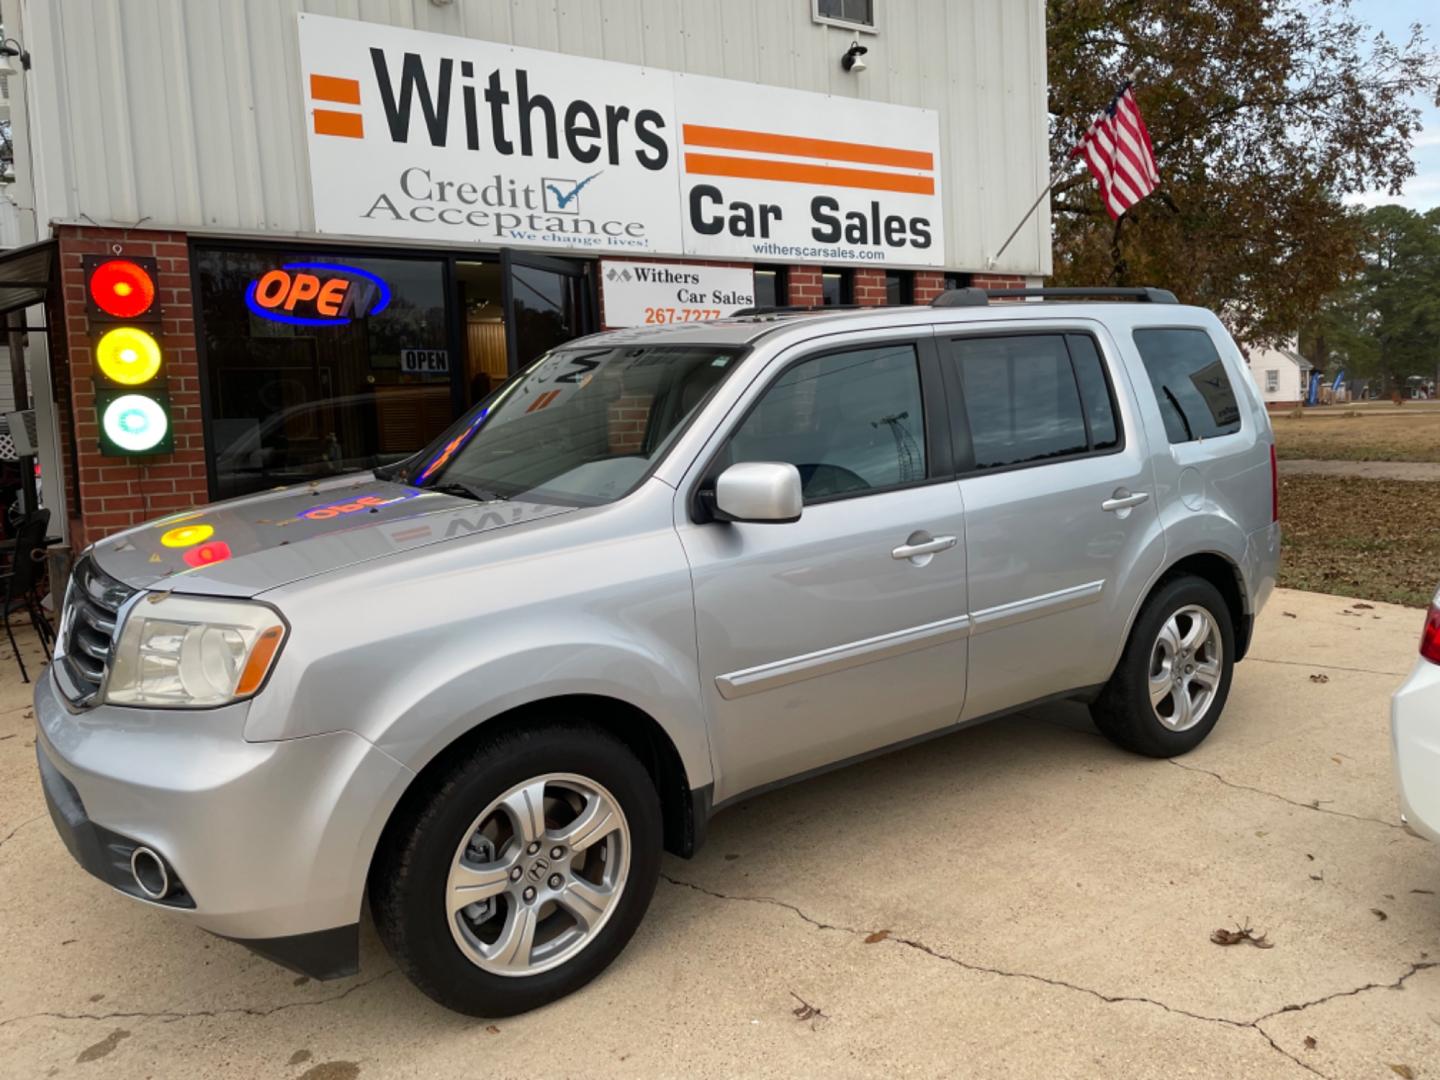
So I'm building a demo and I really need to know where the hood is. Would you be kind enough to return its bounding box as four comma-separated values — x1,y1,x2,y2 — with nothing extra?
88,474,578,597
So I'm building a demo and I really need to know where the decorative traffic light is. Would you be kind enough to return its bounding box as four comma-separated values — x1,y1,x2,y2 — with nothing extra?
84,255,173,456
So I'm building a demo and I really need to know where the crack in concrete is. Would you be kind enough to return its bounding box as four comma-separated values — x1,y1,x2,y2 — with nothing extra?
0,969,396,1030
662,874,1434,1080
0,813,43,853
1247,655,1408,679
1166,759,1409,831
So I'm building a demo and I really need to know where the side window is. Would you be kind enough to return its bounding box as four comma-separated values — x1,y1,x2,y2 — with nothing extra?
726,343,927,502
950,334,1119,470
1066,334,1120,451
1132,328,1241,442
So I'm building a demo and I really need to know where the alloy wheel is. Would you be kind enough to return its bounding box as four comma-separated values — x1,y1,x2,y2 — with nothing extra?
1147,603,1224,732
445,772,630,977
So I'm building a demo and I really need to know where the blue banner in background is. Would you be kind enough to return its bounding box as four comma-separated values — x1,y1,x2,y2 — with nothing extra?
1307,371,1322,405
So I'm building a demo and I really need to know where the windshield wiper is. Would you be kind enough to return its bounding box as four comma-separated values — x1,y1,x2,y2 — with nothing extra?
428,481,509,503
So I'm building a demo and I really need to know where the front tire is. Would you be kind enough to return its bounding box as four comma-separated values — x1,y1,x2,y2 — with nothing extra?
1091,575,1235,758
370,722,662,1016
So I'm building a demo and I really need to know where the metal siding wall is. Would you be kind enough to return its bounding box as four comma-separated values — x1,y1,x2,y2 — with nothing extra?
22,0,1051,274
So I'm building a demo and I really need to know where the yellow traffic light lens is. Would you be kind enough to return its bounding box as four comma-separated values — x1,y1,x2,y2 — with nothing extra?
96,327,162,385
160,523,214,548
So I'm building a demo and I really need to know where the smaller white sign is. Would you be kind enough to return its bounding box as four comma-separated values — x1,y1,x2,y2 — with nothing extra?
400,348,449,375
601,260,755,327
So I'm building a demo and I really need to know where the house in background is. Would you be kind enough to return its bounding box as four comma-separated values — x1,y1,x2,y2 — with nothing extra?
1245,342,1313,408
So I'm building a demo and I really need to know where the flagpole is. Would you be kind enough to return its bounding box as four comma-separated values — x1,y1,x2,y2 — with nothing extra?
986,167,1071,270
985,75,1136,271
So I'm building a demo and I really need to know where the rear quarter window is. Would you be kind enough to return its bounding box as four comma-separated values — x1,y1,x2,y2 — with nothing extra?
1132,328,1241,443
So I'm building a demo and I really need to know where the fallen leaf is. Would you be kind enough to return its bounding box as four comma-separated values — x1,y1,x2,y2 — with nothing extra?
1282,611,1298,618
723,853,740,861
1310,673,1330,683
864,930,890,944
1411,889,1435,895
1352,601,1375,609
1310,874,1323,881
789,992,826,1023
485,1025,500,1035
1210,924,1274,948
1306,853,1315,861
1389,1066,1414,1080
1372,908,1389,921
1332,756,1344,765
1304,1036,1317,1050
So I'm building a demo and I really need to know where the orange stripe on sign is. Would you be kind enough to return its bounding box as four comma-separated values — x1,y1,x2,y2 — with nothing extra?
313,109,364,138
310,74,361,105
682,125,933,171
684,153,935,196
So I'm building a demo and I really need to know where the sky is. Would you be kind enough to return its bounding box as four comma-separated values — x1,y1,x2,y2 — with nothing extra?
1347,0,1440,211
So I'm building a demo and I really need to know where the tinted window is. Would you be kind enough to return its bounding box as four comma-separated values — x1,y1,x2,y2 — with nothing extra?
1066,334,1119,450
953,336,1089,469
885,271,915,305
821,269,853,306
727,343,927,501
753,267,786,308
1133,328,1241,442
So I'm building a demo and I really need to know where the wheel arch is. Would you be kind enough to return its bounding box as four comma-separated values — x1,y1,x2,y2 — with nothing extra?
1127,551,1252,664
368,693,706,905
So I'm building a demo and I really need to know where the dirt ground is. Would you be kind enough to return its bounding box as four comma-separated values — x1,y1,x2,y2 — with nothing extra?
2,593,1438,1079
1271,404,1440,463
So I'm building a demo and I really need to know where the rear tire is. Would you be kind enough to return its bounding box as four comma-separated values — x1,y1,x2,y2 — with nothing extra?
370,721,662,1016
1091,575,1235,758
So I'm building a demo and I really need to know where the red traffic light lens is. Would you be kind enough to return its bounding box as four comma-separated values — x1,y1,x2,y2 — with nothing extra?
89,259,156,319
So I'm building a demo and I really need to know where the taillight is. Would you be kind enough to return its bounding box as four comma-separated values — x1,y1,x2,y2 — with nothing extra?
1270,442,1279,523
1421,599,1440,666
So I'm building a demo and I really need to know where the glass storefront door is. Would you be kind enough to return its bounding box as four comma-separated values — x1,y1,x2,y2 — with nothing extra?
501,250,596,373
195,244,596,502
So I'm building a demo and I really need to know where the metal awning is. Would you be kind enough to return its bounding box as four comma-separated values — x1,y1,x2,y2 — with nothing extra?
0,239,57,318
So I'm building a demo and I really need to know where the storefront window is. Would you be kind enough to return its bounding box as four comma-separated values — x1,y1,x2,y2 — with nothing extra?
194,247,456,500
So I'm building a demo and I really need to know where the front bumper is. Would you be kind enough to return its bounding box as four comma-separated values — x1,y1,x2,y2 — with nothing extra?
33,670,415,978
1392,657,1440,843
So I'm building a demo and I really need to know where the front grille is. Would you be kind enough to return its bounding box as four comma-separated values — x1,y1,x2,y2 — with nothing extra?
58,555,134,703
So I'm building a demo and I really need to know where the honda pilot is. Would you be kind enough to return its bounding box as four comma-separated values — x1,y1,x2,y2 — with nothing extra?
35,287,1280,1015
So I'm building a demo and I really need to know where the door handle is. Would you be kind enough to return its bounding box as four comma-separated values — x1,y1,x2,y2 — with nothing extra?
1101,490,1150,512
891,535,957,560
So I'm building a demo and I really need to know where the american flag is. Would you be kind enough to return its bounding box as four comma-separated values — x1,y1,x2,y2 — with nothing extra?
1071,83,1159,219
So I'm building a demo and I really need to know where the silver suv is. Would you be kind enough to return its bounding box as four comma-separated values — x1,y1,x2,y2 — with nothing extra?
35,287,1279,1015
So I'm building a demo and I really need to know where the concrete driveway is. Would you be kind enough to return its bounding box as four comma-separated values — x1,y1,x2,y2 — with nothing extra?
1,589,1437,1079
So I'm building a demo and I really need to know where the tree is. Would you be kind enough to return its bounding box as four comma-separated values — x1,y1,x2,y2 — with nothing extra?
1045,0,1440,343
1304,204,1440,391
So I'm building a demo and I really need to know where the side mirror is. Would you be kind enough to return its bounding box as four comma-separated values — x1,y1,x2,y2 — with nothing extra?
713,462,803,524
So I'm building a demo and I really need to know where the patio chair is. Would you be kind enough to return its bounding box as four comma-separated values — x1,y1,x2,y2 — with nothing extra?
2,508,52,683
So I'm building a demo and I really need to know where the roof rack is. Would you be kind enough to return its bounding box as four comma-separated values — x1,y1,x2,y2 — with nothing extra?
931,286,1178,307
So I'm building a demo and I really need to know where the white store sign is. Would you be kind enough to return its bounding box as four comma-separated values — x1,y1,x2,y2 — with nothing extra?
600,261,755,327
297,14,944,268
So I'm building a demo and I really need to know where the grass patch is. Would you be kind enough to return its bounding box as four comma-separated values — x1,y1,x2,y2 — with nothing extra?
1271,407,1440,463
1279,474,1440,607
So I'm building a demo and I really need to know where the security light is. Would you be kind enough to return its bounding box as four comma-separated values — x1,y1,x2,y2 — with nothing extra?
842,40,868,73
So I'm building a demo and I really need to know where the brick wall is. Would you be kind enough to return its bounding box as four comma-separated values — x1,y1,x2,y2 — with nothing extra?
854,268,887,307
53,226,208,548
914,271,947,304
788,266,821,306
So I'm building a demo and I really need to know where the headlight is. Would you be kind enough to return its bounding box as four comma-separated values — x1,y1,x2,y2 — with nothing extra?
104,594,288,708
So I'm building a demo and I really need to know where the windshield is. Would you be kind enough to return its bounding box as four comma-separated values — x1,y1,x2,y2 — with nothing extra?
409,344,744,506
